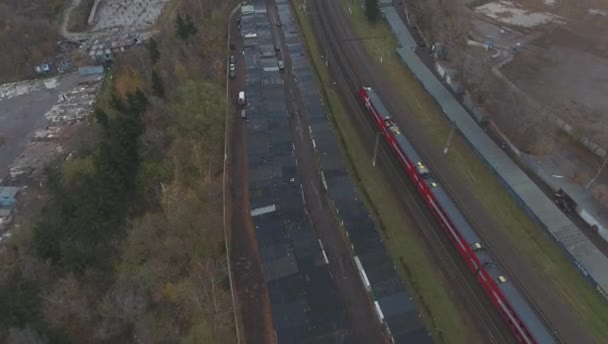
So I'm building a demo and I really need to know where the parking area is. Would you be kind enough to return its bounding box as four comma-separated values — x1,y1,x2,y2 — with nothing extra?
0,73,103,182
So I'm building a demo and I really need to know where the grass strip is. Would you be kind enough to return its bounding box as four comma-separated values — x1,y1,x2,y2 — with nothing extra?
339,1,608,340
289,2,479,343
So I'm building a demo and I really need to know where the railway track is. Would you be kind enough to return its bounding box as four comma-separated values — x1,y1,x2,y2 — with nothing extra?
304,0,514,342
313,2,564,343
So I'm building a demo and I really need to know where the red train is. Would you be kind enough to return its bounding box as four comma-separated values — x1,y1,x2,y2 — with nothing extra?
358,86,555,344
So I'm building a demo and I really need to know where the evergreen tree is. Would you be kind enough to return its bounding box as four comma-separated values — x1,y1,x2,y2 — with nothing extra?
110,90,126,112
184,14,197,37
365,0,380,24
175,14,186,40
94,108,109,130
147,38,160,64
151,70,164,97
175,13,197,41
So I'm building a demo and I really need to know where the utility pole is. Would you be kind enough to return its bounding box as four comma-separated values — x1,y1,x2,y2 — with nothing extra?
443,121,456,154
380,36,387,63
585,156,608,189
372,132,380,167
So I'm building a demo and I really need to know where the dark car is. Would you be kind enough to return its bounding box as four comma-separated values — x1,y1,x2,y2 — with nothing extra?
230,43,236,50
229,69,236,79
274,45,280,52
229,55,235,63
240,109,247,119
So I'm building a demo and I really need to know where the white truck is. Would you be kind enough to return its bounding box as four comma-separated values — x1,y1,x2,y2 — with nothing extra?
238,91,246,106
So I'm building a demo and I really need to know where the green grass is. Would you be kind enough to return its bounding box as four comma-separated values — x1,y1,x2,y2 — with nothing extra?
340,1,608,340
290,3,479,343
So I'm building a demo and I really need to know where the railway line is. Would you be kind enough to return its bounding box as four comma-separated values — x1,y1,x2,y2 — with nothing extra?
305,0,513,342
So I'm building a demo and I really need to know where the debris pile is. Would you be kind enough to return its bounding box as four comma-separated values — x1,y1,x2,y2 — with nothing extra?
44,80,102,123
7,76,103,182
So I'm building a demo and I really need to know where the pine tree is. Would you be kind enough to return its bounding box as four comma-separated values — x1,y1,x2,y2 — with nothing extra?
151,70,164,97
184,14,197,37
94,108,109,130
147,38,160,64
175,13,197,41
175,14,188,40
365,0,380,24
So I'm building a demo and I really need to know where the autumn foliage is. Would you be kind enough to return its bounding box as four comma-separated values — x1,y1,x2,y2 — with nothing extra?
0,0,234,342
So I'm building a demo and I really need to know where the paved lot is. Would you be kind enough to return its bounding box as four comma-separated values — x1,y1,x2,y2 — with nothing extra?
91,0,169,32
0,73,99,181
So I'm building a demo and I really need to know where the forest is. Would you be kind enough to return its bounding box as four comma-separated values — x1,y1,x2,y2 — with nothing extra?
0,0,236,342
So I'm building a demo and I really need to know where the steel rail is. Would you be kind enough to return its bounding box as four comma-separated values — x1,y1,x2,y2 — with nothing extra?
305,0,511,342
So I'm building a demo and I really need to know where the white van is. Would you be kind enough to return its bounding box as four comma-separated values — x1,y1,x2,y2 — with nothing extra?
238,91,246,106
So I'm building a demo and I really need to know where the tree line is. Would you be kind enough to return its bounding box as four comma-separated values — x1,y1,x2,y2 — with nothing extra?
0,1,235,342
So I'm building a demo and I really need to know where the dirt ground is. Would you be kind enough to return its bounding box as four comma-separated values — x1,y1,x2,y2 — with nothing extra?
474,0,608,147
468,0,608,211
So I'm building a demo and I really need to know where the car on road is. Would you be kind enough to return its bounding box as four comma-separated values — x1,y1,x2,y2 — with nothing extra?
229,55,235,63
230,43,236,50
229,63,235,71
240,109,247,119
277,60,285,71
274,45,280,52
276,21,281,27
229,69,236,79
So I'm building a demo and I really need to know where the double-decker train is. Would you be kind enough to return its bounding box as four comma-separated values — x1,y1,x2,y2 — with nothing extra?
359,86,556,344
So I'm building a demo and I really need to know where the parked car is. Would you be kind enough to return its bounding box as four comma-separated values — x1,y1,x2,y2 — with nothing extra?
274,45,280,52
230,43,236,50
229,69,236,79
229,55,235,63
238,91,246,106
240,109,247,119
229,63,236,71
277,60,285,70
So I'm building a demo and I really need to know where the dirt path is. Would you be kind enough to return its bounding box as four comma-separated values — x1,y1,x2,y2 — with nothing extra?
227,17,275,344
60,0,92,40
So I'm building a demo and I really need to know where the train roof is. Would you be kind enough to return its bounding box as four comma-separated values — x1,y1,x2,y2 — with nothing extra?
365,87,391,119
364,86,556,343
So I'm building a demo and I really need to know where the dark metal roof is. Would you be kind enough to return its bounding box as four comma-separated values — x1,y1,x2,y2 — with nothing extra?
243,1,353,341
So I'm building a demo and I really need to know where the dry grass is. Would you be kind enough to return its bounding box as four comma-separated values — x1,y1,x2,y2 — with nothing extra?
572,170,589,185
591,184,608,207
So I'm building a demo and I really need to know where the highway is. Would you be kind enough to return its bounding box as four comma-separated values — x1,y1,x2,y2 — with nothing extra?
306,0,592,343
